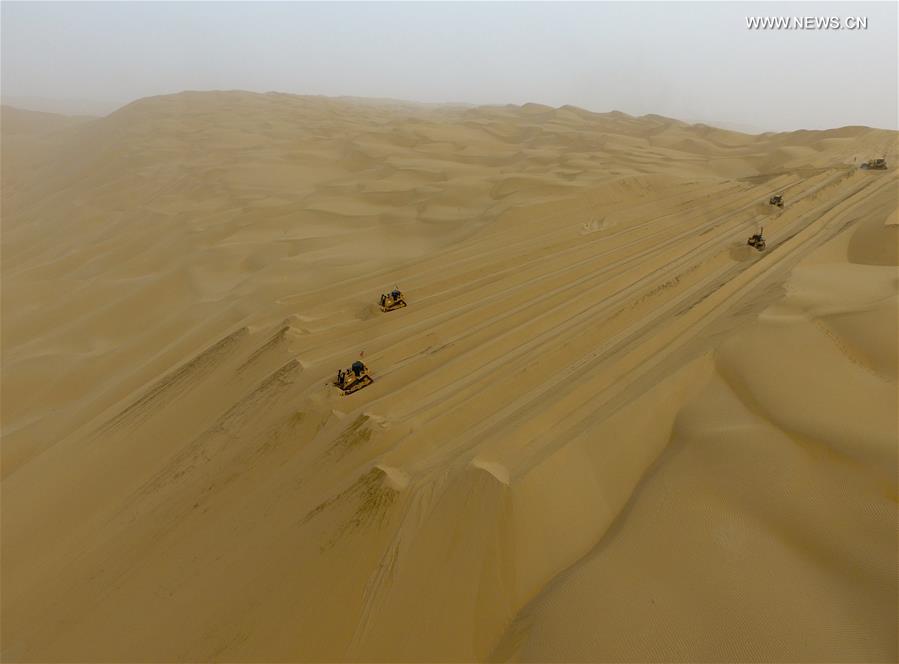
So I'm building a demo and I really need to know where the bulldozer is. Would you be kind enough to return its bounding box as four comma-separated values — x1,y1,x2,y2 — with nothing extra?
335,360,373,394
860,158,887,170
747,227,766,252
379,287,407,312
769,194,784,208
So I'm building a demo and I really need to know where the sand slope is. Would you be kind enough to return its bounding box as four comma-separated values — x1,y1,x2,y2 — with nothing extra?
493,201,898,663
2,92,897,661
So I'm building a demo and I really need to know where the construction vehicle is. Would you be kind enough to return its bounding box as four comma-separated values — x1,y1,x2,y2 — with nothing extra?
335,360,372,394
769,194,784,208
860,158,887,170
747,227,766,252
379,287,407,312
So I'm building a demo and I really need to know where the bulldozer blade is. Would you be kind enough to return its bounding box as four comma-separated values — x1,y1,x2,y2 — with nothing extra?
380,300,407,312
341,376,373,394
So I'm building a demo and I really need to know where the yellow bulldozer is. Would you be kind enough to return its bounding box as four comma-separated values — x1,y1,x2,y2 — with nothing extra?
860,158,887,170
379,287,407,312
335,360,373,394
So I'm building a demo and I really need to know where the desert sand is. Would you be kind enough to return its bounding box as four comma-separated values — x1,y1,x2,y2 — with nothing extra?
1,91,897,662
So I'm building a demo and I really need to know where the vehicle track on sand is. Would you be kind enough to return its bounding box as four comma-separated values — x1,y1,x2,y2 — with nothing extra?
299,175,822,362
308,170,847,391
329,171,882,475
508,169,897,476
455,172,889,476
276,177,795,321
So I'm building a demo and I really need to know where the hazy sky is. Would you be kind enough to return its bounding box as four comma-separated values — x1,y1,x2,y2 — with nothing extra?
2,1,897,131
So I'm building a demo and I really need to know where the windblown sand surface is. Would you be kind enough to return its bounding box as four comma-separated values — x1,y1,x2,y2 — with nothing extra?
2,91,897,662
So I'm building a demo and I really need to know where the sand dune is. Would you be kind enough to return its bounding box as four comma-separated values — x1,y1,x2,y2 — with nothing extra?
1,92,896,661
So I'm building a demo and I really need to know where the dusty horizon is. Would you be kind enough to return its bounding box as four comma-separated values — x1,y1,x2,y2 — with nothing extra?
2,1,896,132
4,87,897,138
